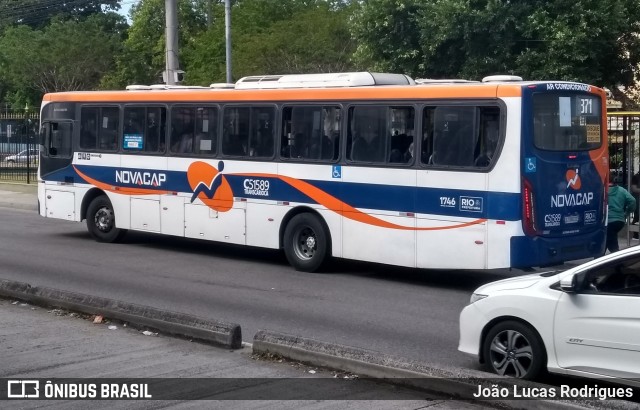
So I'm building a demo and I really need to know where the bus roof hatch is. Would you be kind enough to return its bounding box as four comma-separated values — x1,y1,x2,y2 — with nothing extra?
235,72,415,89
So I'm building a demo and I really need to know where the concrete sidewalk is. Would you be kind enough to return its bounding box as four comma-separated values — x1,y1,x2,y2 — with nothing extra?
0,298,481,409
0,182,37,211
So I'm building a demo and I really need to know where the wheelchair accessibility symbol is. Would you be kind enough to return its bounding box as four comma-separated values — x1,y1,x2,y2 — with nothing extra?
332,165,342,179
525,157,537,173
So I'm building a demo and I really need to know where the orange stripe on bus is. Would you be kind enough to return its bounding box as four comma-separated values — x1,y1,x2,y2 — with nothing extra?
242,173,487,231
43,84,521,103
74,166,486,231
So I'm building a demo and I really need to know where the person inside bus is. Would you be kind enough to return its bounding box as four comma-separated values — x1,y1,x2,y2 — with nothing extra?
145,111,161,152
124,111,142,135
474,120,499,167
80,117,97,149
171,108,194,153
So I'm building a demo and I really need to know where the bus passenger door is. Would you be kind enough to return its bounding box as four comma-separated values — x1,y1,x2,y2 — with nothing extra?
341,166,417,268
415,171,488,269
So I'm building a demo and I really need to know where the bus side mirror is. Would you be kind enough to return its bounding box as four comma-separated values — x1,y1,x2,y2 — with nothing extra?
560,273,578,293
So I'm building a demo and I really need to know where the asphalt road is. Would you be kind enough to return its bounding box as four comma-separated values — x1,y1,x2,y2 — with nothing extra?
0,206,527,370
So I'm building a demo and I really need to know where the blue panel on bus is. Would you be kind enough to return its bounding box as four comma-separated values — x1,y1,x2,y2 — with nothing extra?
510,227,605,268
53,164,522,221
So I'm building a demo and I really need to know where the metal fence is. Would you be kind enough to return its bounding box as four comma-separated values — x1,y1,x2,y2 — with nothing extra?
0,110,39,184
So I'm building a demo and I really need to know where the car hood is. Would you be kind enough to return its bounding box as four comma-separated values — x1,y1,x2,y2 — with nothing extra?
474,273,547,294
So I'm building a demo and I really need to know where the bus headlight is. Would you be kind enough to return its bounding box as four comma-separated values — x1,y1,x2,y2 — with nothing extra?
469,293,488,304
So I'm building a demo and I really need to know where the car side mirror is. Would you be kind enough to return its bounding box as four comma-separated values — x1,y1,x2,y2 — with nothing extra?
49,147,57,156
560,273,578,293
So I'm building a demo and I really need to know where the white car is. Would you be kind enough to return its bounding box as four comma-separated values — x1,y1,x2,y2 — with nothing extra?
459,248,640,385
5,149,39,164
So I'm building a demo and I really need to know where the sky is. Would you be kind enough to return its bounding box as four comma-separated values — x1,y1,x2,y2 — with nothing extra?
117,0,139,22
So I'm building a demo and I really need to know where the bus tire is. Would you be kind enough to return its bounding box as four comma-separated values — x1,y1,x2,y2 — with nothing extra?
86,195,127,243
283,213,329,272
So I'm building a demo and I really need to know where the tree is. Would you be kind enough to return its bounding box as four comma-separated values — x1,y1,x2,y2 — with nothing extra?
352,0,640,88
102,0,205,88
0,0,120,29
0,14,125,106
184,0,357,84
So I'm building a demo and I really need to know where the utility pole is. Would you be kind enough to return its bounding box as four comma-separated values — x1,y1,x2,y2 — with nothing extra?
225,0,232,83
165,0,179,85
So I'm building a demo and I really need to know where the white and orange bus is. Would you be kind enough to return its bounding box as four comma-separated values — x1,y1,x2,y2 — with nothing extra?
38,72,608,271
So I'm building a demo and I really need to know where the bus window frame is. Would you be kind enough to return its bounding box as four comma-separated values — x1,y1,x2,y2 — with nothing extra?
78,104,121,153
418,100,506,173
220,103,278,161
280,102,343,164
344,102,418,168
121,103,169,156
42,120,74,159
168,103,220,158
530,92,603,152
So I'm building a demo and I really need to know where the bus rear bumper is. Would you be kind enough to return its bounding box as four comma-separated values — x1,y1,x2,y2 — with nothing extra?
509,228,606,268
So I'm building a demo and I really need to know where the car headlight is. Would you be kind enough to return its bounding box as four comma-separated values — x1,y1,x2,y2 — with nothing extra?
469,293,488,304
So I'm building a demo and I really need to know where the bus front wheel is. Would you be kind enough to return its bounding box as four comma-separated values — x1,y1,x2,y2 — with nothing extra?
86,195,127,243
283,213,329,272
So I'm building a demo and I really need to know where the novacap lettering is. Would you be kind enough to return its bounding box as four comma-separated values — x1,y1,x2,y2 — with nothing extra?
551,192,594,207
115,170,167,187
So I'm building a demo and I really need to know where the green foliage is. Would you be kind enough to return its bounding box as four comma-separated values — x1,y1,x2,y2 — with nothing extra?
102,0,205,88
0,14,125,105
0,0,121,29
352,0,640,88
184,0,357,84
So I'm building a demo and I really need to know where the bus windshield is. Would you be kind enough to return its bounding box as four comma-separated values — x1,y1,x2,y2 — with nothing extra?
533,93,602,151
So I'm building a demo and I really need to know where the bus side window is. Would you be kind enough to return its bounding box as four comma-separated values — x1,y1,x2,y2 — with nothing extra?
474,107,500,168
171,106,195,154
421,108,435,165
145,107,165,153
348,106,386,163
249,107,275,158
123,107,145,151
99,107,119,151
431,106,477,167
222,107,250,156
194,107,217,156
80,107,98,150
281,106,339,162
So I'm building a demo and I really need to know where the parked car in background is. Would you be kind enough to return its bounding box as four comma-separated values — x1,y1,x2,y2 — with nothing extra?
5,149,39,164
459,248,640,385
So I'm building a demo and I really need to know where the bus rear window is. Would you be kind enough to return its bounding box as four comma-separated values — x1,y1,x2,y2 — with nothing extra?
533,93,601,151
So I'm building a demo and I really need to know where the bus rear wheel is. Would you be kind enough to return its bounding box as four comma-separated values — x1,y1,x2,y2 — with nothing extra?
86,195,127,243
283,213,329,272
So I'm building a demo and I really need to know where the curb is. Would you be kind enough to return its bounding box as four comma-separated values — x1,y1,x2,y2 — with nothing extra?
0,279,242,349
253,330,637,410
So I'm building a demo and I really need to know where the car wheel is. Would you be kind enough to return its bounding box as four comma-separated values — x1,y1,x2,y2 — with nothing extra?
86,195,127,243
283,213,330,272
482,320,546,380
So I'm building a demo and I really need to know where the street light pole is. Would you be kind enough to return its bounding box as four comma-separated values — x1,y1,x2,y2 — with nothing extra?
225,0,232,83
165,0,179,85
